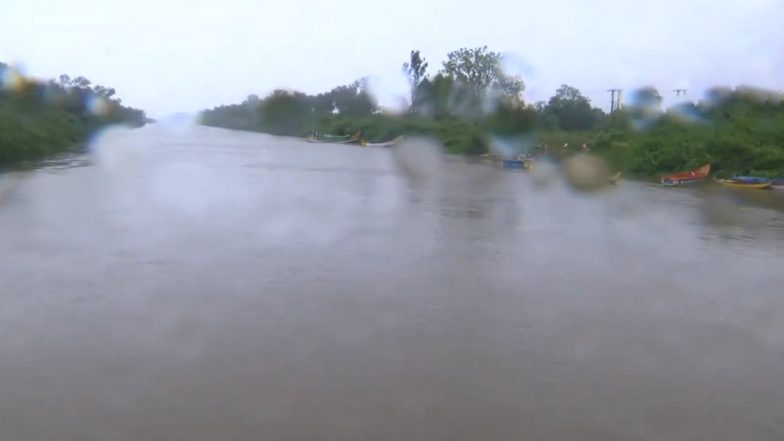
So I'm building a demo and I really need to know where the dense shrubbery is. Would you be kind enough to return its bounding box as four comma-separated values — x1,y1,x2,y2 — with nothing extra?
200,48,784,177
593,88,784,177
0,62,147,166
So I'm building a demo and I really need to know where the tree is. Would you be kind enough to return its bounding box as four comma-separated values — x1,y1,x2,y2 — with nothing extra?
413,74,475,119
486,102,539,135
626,87,664,129
402,50,428,113
0,68,146,166
413,76,445,118
312,92,335,114
93,85,116,98
257,89,313,136
442,46,502,91
57,74,71,88
630,87,663,111
441,46,524,113
544,85,600,131
72,76,91,89
329,79,376,117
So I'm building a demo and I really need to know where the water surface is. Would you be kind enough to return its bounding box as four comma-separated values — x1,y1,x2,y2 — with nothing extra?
1,124,783,440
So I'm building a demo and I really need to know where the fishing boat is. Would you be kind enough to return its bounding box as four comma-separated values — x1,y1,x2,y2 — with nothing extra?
660,163,710,186
502,159,524,169
716,178,772,189
305,131,363,144
305,136,358,144
365,136,404,147
501,158,533,170
762,177,784,189
321,133,352,140
730,175,770,184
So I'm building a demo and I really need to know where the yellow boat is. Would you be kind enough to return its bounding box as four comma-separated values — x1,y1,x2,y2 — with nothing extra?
715,179,772,189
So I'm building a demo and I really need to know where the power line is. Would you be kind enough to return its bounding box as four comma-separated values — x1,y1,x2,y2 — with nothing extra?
607,89,622,113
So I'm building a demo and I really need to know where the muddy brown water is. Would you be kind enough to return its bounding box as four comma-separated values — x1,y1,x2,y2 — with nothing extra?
1,124,783,441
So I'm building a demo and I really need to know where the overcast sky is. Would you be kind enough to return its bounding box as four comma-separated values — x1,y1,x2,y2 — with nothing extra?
2,0,782,117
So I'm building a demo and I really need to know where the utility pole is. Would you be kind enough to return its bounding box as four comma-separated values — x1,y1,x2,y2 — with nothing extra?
673,88,687,97
607,89,622,113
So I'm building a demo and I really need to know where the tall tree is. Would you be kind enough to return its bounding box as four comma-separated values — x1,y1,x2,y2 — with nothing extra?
440,46,523,112
312,92,335,114
631,87,663,111
329,79,376,117
93,85,116,98
257,89,313,136
402,50,428,113
442,46,501,91
544,85,600,131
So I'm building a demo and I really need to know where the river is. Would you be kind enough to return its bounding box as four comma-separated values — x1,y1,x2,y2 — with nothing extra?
1,124,783,440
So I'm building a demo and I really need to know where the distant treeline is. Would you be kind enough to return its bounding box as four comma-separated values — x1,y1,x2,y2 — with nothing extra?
0,62,147,167
200,47,784,176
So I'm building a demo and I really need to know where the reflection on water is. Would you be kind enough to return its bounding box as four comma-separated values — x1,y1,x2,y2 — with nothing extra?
1,125,783,441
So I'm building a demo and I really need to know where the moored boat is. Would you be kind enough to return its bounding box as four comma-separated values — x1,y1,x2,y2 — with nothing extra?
716,179,772,189
661,164,710,186
730,175,770,184
321,133,352,140
501,158,533,170
365,136,404,147
770,178,784,190
305,131,363,144
502,159,524,169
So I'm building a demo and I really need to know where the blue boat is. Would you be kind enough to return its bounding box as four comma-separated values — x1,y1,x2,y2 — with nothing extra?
501,158,533,170
502,159,525,169
731,175,770,184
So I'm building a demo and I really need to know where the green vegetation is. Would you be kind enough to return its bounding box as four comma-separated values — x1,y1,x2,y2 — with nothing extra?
594,87,784,177
200,47,784,177
0,62,146,167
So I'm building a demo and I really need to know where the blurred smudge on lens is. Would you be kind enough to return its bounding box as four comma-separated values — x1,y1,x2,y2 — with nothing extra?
88,125,143,171
562,153,613,192
1,64,26,92
391,137,444,184
86,95,111,116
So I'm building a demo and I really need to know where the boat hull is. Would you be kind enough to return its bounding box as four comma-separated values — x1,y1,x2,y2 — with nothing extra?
501,159,533,170
661,177,705,186
365,136,404,147
661,163,711,185
716,179,772,189
731,176,769,184
305,136,361,144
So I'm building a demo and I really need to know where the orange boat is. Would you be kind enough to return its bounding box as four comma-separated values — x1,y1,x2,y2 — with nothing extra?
661,164,711,186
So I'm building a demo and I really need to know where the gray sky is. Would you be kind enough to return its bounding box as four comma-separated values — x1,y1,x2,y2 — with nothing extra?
2,0,782,117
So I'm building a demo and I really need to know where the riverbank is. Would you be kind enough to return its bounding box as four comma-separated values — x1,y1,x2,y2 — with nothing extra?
0,63,147,167
199,49,784,178
310,105,784,180
201,109,784,181
0,108,89,166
